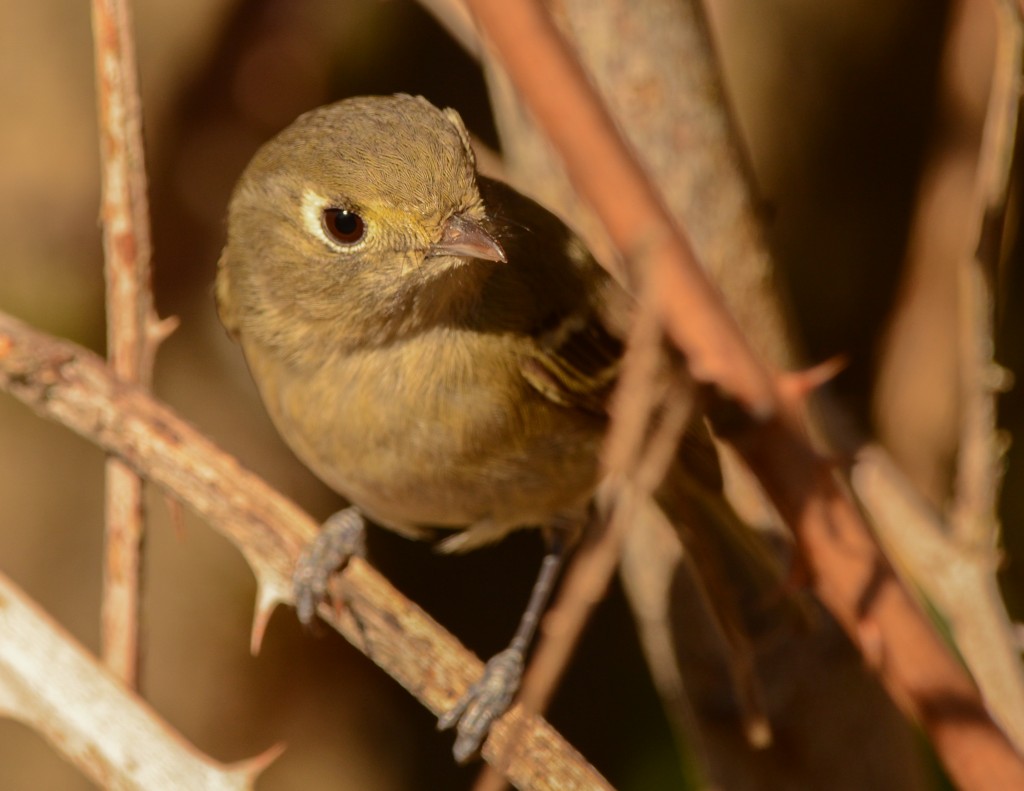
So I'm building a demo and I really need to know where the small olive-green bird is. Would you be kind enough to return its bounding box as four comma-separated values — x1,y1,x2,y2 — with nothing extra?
217,94,777,761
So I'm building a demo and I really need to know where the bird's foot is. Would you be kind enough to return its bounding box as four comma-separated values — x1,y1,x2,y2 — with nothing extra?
438,646,524,763
292,506,367,625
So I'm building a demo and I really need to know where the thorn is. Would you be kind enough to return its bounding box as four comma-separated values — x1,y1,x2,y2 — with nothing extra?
250,579,285,655
226,741,287,783
778,355,847,404
986,362,1014,393
147,314,179,347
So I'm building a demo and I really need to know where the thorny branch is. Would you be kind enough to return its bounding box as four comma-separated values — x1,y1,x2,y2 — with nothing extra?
0,312,612,791
438,4,813,788
91,0,172,687
0,569,278,790
462,1,1024,789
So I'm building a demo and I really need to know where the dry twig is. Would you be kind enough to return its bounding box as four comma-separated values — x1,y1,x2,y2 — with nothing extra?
0,312,612,791
0,570,278,790
90,0,173,687
951,0,1019,555
462,1,1024,788
496,287,694,750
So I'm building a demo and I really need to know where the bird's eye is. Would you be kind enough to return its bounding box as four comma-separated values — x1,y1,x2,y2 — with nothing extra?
322,208,365,245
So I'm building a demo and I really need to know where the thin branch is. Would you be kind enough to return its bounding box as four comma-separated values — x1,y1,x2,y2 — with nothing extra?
952,0,1020,551
0,570,278,790
480,290,693,784
946,0,1023,745
0,312,612,791
462,1,1024,788
90,0,169,687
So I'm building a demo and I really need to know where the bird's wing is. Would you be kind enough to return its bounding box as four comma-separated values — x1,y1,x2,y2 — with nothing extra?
475,174,722,485
520,305,623,415
520,313,723,490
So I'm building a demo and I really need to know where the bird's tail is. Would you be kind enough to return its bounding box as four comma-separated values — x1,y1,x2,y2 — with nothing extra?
646,439,813,747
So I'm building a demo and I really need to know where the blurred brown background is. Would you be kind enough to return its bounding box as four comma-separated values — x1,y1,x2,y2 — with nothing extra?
0,0,1019,788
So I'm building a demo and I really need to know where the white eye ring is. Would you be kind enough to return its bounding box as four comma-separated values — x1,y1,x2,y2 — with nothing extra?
301,189,366,252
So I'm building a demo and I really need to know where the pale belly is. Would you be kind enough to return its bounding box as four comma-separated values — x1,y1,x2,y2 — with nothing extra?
245,334,605,538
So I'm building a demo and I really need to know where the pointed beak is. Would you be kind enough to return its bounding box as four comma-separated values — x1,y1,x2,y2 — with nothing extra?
426,213,507,263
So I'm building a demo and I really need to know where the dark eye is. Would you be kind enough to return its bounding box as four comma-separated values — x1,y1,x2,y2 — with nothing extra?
322,208,365,245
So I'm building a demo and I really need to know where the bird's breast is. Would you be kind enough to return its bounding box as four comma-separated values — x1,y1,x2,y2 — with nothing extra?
243,329,603,534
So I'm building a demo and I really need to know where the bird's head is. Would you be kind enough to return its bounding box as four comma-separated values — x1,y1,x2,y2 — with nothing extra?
218,94,506,357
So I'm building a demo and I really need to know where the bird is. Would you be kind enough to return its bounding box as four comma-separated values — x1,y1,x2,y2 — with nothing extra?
216,93,779,762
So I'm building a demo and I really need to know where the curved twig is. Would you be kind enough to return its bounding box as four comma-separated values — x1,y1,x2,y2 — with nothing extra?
0,571,279,790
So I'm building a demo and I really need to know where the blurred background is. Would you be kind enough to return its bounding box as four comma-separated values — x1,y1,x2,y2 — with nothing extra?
0,0,1019,788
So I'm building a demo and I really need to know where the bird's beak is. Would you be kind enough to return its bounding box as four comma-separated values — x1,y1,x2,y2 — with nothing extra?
426,213,507,263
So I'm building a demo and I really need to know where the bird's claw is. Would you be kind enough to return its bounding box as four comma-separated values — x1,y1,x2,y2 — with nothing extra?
438,646,524,763
293,507,367,625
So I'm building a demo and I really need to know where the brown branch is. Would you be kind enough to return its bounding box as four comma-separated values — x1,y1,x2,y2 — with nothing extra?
952,0,1019,550
462,1,1024,788
459,4,863,787
90,0,169,687
0,570,278,789
946,0,1024,743
0,312,613,791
